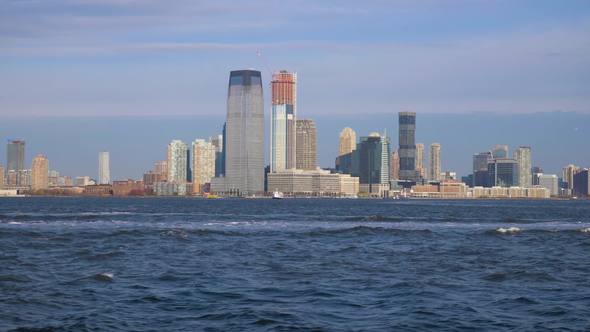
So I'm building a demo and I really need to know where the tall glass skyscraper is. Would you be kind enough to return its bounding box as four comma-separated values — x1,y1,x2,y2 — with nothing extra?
7,140,25,172
353,132,390,193
224,70,264,195
98,151,110,184
514,146,532,188
270,71,297,172
398,112,417,181
473,151,492,187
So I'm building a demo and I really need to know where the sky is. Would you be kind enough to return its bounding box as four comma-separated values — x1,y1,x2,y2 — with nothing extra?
0,1,589,179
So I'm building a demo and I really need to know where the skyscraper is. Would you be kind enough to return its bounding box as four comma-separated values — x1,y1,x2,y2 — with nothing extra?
562,164,578,190
167,140,188,184
31,154,49,191
192,139,216,193
398,112,417,181
473,152,492,187
339,127,357,157
390,150,399,181
296,119,317,170
415,143,425,179
270,71,297,172
429,143,441,181
98,151,110,184
488,158,519,187
492,145,509,159
210,134,224,178
223,70,264,195
154,160,168,182
0,164,4,189
353,132,390,195
7,140,25,172
514,146,532,187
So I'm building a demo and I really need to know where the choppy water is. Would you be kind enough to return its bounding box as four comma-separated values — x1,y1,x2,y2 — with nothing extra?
1,198,590,331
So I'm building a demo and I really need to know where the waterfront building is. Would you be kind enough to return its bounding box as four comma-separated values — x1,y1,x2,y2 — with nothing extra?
488,158,519,187
213,70,264,196
411,180,468,199
296,119,317,170
573,169,589,197
82,184,112,196
562,164,578,190
7,140,25,185
415,143,426,180
336,127,357,174
398,112,418,181
192,139,216,194
473,152,492,187
492,144,509,159
154,160,168,182
167,140,188,184
353,132,390,196
267,169,359,197
429,143,441,181
98,151,110,184
270,71,297,172
390,151,399,181
211,134,225,177
535,173,559,196
31,154,49,191
153,182,185,196
0,164,4,189
514,146,532,188
112,180,145,196
75,176,94,187
470,186,549,199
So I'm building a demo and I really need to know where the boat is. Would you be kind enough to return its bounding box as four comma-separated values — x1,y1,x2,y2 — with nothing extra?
272,190,284,199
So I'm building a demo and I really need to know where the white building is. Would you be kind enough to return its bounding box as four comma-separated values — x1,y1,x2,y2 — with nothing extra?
267,169,359,197
167,140,188,184
535,173,559,196
98,151,110,184
514,146,532,187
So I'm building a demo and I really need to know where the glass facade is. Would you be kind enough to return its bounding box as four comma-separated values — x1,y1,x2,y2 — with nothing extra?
398,112,417,181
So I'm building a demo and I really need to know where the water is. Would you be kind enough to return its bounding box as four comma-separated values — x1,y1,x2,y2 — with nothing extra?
1,198,590,331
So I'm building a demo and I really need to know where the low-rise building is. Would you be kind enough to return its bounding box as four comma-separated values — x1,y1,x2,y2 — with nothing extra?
266,169,359,197
112,180,145,196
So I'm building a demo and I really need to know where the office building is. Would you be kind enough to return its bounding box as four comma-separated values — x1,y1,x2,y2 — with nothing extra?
98,151,110,184
573,169,589,197
192,139,216,193
535,173,558,196
267,169,359,197
211,134,225,177
398,112,417,181
31,154,49,191
270,71,297,172
562,164,578,190
353,132,390,195
492,145,509,159
429,143,441,181
296,119,317,170
336,127,357,174
514,146,532,188
390,150,399,181
415,143,426,179
154,160,168,182
473,152,492,187
215,70,264,195
7,140,25,172
488,158,519,187
167,140,188,184
0,165,4,189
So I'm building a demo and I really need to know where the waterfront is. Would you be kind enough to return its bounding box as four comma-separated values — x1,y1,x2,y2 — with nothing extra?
1,198,590,331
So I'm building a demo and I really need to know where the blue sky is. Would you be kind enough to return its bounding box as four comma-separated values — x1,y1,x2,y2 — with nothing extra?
1,0,589,116
0,1,589,179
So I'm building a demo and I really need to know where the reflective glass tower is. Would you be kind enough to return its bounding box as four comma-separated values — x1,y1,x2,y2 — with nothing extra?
7,140,25,172
398,112,417,181
270,71,297,172
225,70,264,195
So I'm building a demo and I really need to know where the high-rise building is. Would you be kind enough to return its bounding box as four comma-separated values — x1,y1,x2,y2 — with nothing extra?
473,152,492,187
488,158,519,187
573,169,589,197
390,151,399,181
31,154,49,191
562,164,578,190
415,143,426,179
514,146,532,188
336,127,357,174
211,134,224,177
98,151,110,184
220,70,264,195
270,71,297,172
339,127,357,157
353,132,390,195
429,143,441,181
7,140,25,172
167,140,188,184
492,145,509,159
192,139,216,193
154,160,168,181
296,119,317,170
0,164,4,189
535,173,558,196
398,112,417,181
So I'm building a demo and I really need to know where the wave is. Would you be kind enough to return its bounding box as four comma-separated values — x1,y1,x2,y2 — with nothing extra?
303,226,432,237
580,227,590,233
494,227,522,234
93,272,114,282
344,215,405,222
